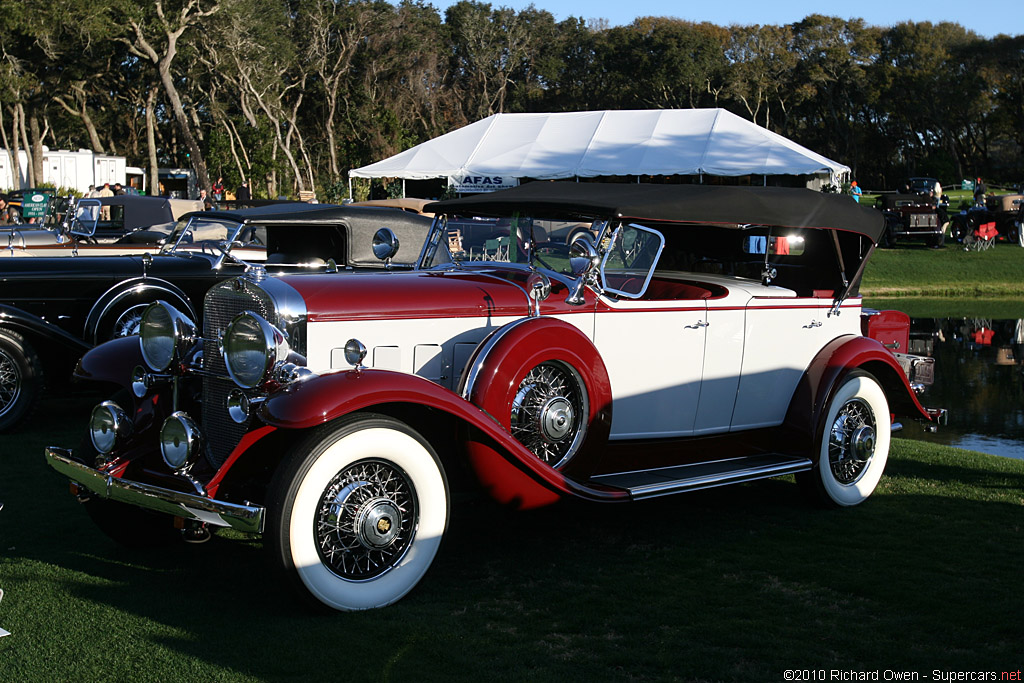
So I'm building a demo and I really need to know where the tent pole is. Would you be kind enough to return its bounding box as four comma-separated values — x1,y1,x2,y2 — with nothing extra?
402,178,406,198
348,177,352,201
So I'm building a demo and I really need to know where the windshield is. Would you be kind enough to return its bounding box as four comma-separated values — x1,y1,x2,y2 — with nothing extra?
423,213,604,277
166,216,251,251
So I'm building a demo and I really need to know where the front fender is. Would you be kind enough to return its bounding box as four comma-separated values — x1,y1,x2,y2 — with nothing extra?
784,334,931,453
74,335,144,386
259,369,628,507
84,277,195,345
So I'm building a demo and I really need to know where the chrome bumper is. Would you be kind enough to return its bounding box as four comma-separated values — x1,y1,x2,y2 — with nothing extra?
45,447,265,534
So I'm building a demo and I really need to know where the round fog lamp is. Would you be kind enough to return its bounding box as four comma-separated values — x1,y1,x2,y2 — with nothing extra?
226,389,250,424
344,339,367,368
89,401,133,454
160,411,201,470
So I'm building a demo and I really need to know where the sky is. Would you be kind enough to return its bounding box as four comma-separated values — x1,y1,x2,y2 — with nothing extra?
427,0,1021,39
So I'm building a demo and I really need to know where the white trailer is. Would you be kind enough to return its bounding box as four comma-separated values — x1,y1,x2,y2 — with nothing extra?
1,147,132,195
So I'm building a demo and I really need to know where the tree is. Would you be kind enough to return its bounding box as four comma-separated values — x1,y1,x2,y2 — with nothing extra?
118,0,223,192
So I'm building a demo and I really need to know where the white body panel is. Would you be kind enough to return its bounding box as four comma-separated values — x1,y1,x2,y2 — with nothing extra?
307,312,592,392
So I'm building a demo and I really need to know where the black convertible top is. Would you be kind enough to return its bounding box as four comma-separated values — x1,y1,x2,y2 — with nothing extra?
427,183,884,242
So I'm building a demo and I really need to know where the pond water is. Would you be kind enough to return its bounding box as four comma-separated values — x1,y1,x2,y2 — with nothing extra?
898,317,1024,460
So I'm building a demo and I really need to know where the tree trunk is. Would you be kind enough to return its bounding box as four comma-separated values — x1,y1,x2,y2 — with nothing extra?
157,59,210,191
146,87,160,196
29,114,44,188
17,104,35,187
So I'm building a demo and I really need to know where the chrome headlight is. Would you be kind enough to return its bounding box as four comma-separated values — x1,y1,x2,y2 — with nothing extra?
160,411,200,470
89,401,133,454
139,301,197,372
222,311,288,389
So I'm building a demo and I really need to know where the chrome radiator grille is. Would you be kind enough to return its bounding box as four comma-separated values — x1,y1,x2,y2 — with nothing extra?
202,279,276,467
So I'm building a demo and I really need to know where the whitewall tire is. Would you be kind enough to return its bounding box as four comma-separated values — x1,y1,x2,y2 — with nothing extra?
267,414,448,611
809,371,891,507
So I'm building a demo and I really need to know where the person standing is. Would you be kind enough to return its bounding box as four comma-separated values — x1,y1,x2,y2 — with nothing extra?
211,177,225,202
850,180,863,203
974,177,987,205
236,180,251,202
98,182,114,220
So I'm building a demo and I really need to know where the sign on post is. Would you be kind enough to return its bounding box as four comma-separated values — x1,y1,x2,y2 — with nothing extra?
21,192,51,219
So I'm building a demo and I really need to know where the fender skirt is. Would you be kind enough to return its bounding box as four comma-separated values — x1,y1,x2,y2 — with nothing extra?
784,334,932,453
259,368,629,508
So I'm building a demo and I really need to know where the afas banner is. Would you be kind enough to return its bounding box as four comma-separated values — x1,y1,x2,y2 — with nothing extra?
447,175,518,193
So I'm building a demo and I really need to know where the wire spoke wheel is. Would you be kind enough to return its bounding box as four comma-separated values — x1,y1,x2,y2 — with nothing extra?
828,397,876,485
0,345,22,418
801,371,891,507
111,304,149,339
510,360,588,469
315,459,417,581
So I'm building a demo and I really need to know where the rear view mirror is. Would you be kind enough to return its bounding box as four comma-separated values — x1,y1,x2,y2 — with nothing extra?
742,234,804,256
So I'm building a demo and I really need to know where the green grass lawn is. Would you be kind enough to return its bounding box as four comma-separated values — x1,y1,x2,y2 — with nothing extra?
1,397,1022,681
862,242,1024,304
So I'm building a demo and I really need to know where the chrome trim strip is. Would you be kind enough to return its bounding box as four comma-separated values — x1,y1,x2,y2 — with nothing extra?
45,447,265,534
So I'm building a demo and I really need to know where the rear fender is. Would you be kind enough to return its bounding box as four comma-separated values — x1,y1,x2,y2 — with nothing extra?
784,334,931,455
259,368,627,508
84,277,195,344
0,303,91,356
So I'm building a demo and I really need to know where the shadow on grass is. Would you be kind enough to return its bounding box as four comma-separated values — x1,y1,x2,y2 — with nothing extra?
3,418,1022,680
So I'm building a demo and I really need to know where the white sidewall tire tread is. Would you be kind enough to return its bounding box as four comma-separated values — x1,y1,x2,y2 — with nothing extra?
285,422,447,611
818,373,890,507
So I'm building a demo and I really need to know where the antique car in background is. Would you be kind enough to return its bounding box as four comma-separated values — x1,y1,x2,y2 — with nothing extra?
2,194,203,251
0,203,430,431
46,183,940,612
949,193,1023,247
874,193,945,248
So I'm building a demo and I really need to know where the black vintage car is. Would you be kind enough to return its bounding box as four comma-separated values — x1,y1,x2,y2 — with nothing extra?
2,195,203,250
874,193,945,248
949,193,1024,247
0,203,431,431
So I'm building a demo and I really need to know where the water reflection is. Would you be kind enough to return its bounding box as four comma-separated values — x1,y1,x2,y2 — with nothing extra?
901,317,1024,459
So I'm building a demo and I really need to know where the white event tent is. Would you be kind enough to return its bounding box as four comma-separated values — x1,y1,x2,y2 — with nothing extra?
349,109,850,196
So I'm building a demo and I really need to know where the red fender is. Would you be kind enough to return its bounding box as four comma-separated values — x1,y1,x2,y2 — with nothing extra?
784,334,931,455
459,316,612,479
258,368,628,508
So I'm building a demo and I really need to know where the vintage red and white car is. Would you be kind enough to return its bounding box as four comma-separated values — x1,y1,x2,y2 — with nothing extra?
46,182,939,612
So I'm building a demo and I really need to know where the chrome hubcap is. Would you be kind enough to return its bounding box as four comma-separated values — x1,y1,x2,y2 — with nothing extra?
540,397,574,442
510,361,588,469
829,398,876,485
316,459,416,581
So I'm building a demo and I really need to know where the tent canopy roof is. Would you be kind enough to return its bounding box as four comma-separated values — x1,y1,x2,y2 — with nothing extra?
351,109,850,181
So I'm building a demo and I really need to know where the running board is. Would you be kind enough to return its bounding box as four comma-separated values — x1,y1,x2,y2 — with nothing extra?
589,453,813,500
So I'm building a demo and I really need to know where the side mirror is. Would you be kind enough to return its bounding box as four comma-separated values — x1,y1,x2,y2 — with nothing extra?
70,199,100,238
372,227,400,266
568,237,600,278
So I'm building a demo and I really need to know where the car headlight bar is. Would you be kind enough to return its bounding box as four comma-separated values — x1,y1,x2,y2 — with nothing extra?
139,301,198,373
222,311,291,389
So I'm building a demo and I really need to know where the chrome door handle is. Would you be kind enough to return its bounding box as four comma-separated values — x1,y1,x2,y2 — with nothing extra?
686,320,709,329
803,320,822,328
